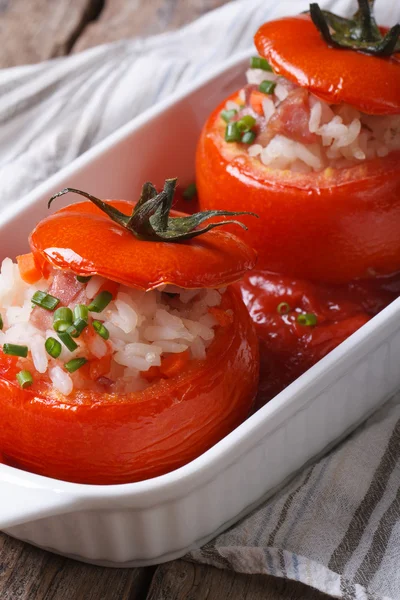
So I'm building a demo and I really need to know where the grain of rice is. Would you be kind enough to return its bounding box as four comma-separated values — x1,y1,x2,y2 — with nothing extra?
85,276,106,299
274,83,289,101
190,337,207,360
88,335,108,359
183,319,214,341
199,313,218,328
50,366,73,396
309,101,322,133
225,100,242,112
109,299,138,334
262,98,275,122
114,352,152,371
248,144,263,157
31,334,48,374
155,340,188,353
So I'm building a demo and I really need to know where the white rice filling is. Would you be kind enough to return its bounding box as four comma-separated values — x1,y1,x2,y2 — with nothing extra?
232,67,400,173
0,259,225,396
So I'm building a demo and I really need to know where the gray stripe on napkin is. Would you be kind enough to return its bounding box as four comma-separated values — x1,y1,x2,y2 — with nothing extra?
266,467,314,547
354,485,400,588
328,419,400,574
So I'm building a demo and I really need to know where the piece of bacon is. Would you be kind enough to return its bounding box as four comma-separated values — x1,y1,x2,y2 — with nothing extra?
268,88,317,144
30,270,86,330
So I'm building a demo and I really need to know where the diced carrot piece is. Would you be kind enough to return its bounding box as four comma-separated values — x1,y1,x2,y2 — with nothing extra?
249,90,265,116
141,365,162,382
89,355,112,380
16,253,43,284
208,307,234,327
159,350,190,378
99,280,120,299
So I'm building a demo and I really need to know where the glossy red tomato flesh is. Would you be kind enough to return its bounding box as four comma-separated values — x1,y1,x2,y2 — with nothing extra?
239,270,400,409
255,15,400,115
30,199,257,291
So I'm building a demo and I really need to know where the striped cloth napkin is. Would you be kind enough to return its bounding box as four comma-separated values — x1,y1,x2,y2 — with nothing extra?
189,394,400,600
0,0,399,598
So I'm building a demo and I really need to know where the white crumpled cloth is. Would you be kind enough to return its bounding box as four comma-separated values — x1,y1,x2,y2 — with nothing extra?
1,1,400,598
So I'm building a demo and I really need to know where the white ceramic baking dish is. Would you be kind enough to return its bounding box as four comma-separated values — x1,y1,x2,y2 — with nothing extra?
1,49,400,568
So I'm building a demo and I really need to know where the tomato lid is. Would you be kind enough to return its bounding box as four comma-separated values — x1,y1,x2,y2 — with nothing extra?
29,180,257,291
254,14,400,115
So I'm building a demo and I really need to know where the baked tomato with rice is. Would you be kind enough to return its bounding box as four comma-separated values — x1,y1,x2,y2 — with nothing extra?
0,179,259,484
196,0,400,283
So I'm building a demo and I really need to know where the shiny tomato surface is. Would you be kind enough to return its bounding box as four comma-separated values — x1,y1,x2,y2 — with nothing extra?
196,94,400,283
30,199,257,291
0,287,259,484
254,15,400,115
239,270,400,409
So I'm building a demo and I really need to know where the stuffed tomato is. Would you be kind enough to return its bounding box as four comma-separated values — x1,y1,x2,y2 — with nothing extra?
0,179,259,485
196,1,400,283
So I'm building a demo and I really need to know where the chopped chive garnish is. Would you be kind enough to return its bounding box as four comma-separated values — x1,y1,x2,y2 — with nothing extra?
182,183,197,200
297,313,318,327
93,320,110,340
16,370,33,389
241,131,256,144
236,115,256,133
74,305,89,321
250,56,273,71
3,343,28,358
57,331,78,352
31,291,60,311
76,275,92,283
220,109,238,123
64,357,87,373
0,314,3,330
45,337,62,359
277,302,291,315
259,80,276,95
88,291,113,313
67,318,88,338
225,122,241,143
53,307,73,332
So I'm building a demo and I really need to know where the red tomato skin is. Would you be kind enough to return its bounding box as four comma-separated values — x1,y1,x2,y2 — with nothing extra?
0,287,259,485
196,95,400,284
239,269,400,409
254,15,400,115
30,200,257,291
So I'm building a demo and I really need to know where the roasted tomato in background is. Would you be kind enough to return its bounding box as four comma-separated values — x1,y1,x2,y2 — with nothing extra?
238,269,400,409
0,180,259,485
196,5,400,284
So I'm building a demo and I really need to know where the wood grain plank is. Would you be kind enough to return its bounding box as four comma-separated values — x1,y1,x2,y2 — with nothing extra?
73,0,232,53
0,0,104,68
147,560,332,600
0,532,154,600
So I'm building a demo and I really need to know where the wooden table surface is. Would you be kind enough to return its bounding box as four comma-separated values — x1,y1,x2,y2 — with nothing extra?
0,2,331,599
